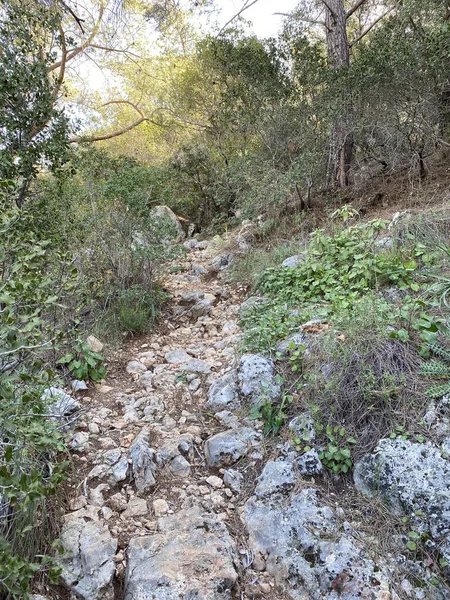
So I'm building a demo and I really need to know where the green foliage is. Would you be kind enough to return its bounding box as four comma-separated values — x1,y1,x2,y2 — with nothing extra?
419,338,450,398
240,302,309,353
116,285,168,333
0,182,70,598
57,339,106,383
317,425,355,475
0,1,70,191
258,220,418,308
249,389,293,435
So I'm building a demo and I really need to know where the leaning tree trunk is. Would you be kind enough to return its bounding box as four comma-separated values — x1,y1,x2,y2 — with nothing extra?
324,0,354,188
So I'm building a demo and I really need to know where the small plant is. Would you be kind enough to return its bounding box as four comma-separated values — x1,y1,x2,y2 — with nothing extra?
318,425,356,474
249,393,294,435
419,338,450,398
57,339,106,382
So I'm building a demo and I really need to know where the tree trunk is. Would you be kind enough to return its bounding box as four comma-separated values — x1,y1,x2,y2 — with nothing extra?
324,0,354,188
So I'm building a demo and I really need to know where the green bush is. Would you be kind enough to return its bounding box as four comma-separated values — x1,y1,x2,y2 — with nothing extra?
116,285,167,333
258,220,418,308
0,182,70,598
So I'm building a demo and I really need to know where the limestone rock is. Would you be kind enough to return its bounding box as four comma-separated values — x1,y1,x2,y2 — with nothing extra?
289,413,316,442
130,434,157,495
237,354,281,403
254,460,296,498
223,469,243,494
126,361,147,376
59,519,117,600
165,349,191,364
124,504,237,600
151,205,185,241
243,487,392,600
281,254,304,269
170,455,191,477
354,437,450,564
275,333,309,359
205,427,260,467
86,335,104,353
181,358,211,374
295,449,323,476
205,371,238,412
42,387,80,420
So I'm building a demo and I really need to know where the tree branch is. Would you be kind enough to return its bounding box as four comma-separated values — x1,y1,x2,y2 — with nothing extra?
346,0,369,20
273,12,326,27
349,6,396,47
68,100,169,144
217,0,261,37
48,3,105,72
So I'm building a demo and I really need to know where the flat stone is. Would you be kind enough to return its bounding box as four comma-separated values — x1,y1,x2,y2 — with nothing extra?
205,371,238,412
122,497,148,519
152,499,169,517
165,349,191,364
206,475,223,489
60,519,117,600
243,487,392,600
181,359,211,374
237,354,281,403
205,427,260,467
126,361,147,375
254,460,296,498
124,504,237,600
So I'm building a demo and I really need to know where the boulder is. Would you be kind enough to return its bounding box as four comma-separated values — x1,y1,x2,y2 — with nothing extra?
281,254,304,269
42,387,80,420
354,437,450,564
243,487,392,600
86,335,104,353
151,205,185,241
254,460,296,498
237,354,281,403
124,504,238,600
130,434,157,495
205,372,239,412
59,519,117,600
205,427,260,467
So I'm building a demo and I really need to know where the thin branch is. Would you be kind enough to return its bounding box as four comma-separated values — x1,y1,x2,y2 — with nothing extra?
273,12,326,27
349,6,396,47
69,101,170,144
48,3,105,72
319,0,336,19
346,0,369,20
59,0,85,33
216,0,261,37
0,340,54,358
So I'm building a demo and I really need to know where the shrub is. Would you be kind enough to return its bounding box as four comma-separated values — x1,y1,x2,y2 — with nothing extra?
0,182,70,598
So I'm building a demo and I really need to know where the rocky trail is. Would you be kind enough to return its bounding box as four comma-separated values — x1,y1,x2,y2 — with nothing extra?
39,231,450,600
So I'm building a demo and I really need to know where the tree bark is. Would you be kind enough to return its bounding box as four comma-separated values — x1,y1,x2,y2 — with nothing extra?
323,0,354,188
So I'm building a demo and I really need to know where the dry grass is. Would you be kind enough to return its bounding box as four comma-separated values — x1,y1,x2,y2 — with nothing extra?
300,332,426,460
